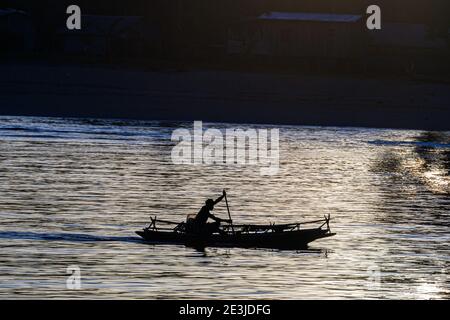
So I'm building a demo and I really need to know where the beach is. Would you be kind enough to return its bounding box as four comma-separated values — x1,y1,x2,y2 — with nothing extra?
1,62,450,130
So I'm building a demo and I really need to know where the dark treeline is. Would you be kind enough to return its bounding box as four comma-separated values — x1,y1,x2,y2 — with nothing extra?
0,0,450,22
3,0,450,24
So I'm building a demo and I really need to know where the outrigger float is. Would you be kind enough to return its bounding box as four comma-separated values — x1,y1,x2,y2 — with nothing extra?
136,214,335,250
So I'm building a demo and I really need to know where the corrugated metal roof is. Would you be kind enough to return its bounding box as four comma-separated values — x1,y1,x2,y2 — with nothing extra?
258,12,362,23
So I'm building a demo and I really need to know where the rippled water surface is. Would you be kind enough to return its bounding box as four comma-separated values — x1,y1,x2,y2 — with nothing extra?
0,116,448,299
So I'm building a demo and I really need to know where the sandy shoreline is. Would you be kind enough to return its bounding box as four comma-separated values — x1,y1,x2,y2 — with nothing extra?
1,62,450,130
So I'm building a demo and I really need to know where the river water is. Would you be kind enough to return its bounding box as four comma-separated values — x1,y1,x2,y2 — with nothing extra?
0,116,448,299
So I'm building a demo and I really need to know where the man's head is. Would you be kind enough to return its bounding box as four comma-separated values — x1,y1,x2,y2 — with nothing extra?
205,199,215,210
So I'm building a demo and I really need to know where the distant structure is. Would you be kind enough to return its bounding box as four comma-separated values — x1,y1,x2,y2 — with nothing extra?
0,8,35,54
227,12,366,62
371,22,447,50
369,22,449,74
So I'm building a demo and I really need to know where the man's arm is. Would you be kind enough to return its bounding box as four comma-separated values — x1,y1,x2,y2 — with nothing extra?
209,213,222,222
208,213,232,224
213,190,226,205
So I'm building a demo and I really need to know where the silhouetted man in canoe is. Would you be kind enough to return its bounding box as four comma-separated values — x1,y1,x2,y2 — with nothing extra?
192,190,232,235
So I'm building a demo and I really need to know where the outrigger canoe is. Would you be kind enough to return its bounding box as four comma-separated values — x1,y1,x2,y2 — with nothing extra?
136,215,335,250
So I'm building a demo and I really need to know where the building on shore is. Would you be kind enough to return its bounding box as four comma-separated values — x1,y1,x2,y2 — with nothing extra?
368,22,450,74
227,12,367,63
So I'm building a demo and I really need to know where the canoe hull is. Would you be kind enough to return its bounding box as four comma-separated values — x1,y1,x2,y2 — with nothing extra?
136,228,335,250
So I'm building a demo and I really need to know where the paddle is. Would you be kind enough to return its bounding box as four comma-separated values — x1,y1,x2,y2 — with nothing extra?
223,190,235,236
